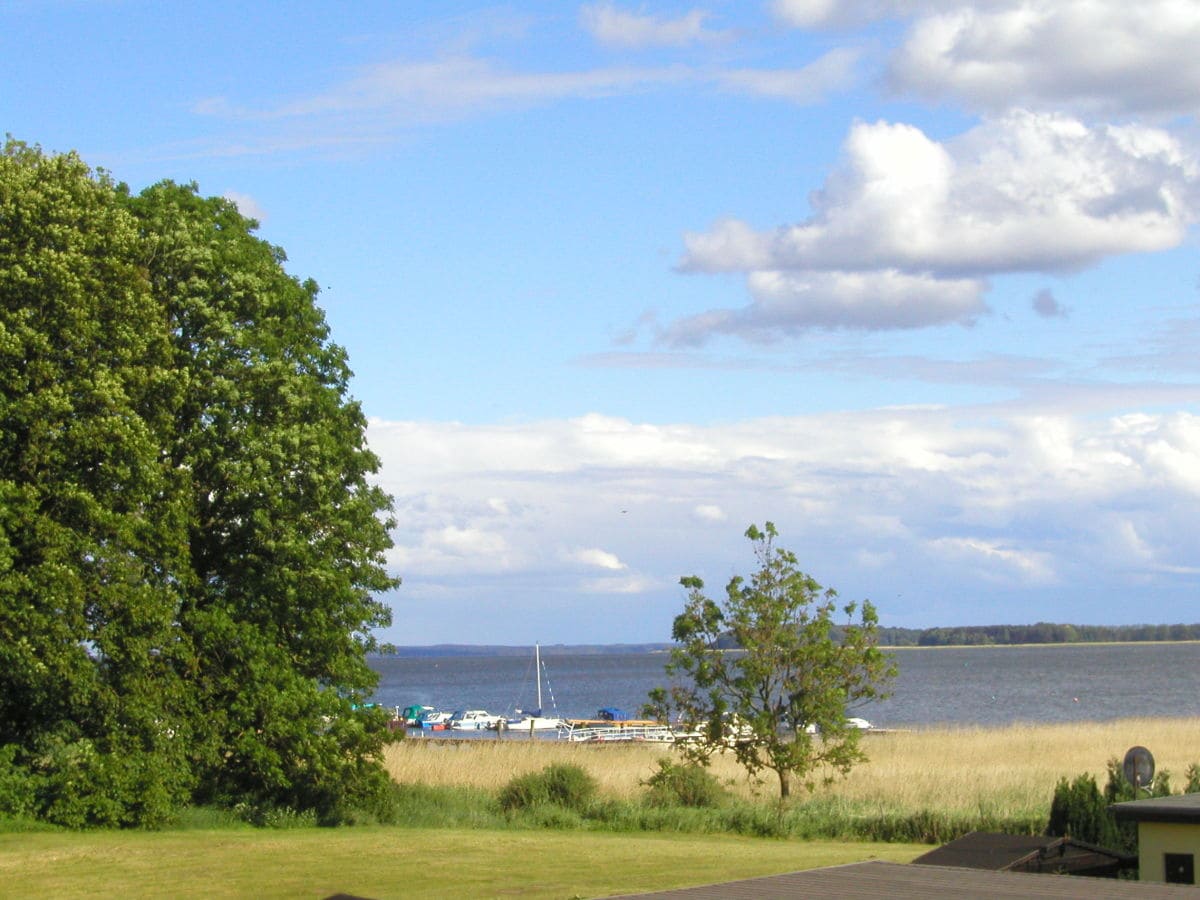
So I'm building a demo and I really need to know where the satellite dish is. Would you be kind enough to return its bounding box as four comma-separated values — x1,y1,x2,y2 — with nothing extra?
1123,746,1155,791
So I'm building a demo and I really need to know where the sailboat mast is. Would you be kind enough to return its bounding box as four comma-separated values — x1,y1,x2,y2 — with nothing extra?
536,643,542,710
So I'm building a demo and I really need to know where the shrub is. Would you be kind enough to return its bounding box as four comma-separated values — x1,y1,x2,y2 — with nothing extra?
498,764,596,813
1046,773,1120,848
642,759,729,809
1185,763,1200,794
0,745,36,820
231,803,318,829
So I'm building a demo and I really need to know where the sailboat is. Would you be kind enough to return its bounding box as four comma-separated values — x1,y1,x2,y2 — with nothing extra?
504,644,565,732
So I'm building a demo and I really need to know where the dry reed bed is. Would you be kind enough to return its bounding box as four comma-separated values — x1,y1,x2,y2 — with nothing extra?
383,717,1200,815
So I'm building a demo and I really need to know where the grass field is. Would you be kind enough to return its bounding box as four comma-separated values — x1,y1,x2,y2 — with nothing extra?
4,717,1196,898
384,716,1200,818
0,827,925,898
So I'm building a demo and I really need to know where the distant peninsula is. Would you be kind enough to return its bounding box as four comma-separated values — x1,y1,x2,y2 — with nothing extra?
375,623,1200,656
875,622,1200,647
374,643,672,657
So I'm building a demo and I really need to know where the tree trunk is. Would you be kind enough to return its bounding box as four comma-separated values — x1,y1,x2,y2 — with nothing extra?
778,768,791,799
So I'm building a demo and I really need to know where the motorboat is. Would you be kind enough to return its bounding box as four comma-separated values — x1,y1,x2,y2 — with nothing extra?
418,710,452,730
449,709,503,730
400,704,434,727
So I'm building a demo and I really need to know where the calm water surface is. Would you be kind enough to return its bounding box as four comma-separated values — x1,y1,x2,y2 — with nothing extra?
369,643,1200,728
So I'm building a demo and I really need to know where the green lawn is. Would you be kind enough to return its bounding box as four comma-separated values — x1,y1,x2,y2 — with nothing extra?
0,827,925,898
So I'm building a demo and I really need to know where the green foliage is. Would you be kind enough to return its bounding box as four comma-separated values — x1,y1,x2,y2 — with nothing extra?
1185,763,1200,794
1100,756,1172,855
647,523,895,799
1046,758,1178,855
1046,773,1121,848
498,764,598,814
642,758,729,809
231,803,319,829
0,139,399,827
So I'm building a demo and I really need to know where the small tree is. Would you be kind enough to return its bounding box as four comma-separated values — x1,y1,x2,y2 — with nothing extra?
646,523,894,800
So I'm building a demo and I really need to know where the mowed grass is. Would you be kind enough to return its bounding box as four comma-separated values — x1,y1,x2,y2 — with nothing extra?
0,827,924,899
4,717,1195,898
385,716,1200,818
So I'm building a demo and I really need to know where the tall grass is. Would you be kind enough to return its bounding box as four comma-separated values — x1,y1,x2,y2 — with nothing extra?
383,717,1200,842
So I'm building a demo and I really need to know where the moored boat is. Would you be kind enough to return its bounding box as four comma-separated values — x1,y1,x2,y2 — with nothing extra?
499,644,565,731
449,709,503,730
418,710,452,730
400,704,434,727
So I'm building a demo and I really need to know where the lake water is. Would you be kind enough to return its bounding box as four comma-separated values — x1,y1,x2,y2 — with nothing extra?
369,643,1200,729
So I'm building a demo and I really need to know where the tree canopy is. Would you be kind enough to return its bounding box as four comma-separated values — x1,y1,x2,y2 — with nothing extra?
647,523,894,799
0,139,399,826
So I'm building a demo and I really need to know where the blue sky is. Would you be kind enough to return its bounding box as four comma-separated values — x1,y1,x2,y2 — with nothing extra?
5,1,1200,645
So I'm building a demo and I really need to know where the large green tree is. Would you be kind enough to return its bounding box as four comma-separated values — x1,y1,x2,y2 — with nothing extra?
647,523,894,799
0,139,399,825
0,142,195,825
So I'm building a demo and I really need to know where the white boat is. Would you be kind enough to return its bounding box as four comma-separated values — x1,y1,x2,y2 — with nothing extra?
449,709,503,730
502,644,565,731
418,710,452,730
803,717,873,734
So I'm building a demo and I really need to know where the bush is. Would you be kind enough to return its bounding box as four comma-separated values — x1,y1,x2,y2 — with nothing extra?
498,764,597,813
0,745,36,820
642,759,729,809
231,803,318,829
1186,763,1200,794
1046,773,1120,848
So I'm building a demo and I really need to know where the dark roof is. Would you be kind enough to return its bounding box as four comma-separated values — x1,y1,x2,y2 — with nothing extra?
615,860,1200,898
912,831,1132,876
1111,792,1200,824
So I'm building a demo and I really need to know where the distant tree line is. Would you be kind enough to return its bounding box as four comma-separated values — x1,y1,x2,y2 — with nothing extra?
705,622,1200,650
876,622,1200,646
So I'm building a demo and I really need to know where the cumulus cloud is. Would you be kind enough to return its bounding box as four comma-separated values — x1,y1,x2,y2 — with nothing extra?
773,0,1200,117
581,3,723,48
889,1,1200,117
387,524,522,576
927,536,1056,583
369,406,1200,617
771,0,959,29
683,111,1198,277
661,269,987,344
570,547,627,570
671,110,1198,341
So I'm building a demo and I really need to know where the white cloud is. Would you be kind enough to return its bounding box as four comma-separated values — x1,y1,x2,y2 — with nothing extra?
683,111,1198,278
692,504,727,522
570,547,628,570
581,573,659,594
193,47,853,151
221,190,266,222
662,269,987,343
927,536,1056,583
672,110,1198,340
387,524,522,576
716,48,861,103
773,0,1200,117
581,3,723,48
266,56,688,123
368,407,1200,612
889,1,1200,117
